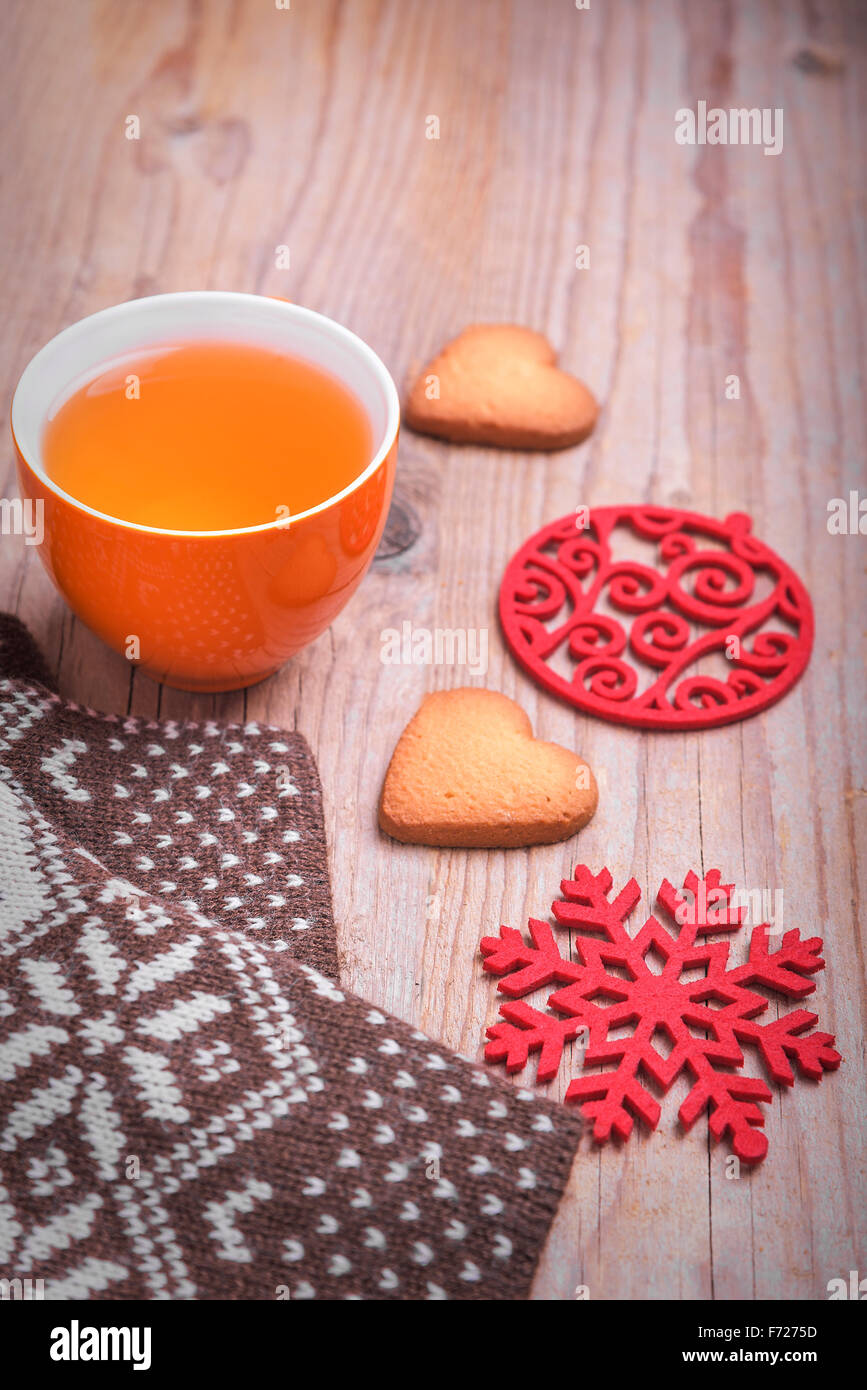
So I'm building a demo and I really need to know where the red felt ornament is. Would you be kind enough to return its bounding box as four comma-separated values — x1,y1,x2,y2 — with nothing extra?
481,866,841,1164
499,506,813,730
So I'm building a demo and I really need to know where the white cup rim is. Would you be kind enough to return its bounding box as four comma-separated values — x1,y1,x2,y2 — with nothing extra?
11,291,400,538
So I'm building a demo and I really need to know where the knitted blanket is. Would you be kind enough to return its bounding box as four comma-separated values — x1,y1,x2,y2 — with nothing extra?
0,616,581,1300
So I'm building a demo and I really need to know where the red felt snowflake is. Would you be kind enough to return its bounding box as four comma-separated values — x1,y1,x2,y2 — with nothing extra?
481,867,841,1164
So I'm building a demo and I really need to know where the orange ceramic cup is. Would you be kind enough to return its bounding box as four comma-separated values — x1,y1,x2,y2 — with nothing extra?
11,292,399,691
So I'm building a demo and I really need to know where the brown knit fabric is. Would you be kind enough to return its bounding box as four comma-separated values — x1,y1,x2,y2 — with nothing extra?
0,616,581,1300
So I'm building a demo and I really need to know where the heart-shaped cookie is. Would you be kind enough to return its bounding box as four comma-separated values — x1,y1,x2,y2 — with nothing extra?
404,324,598,450
378,688,598,848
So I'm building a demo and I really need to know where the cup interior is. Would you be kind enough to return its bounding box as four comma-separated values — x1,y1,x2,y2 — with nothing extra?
11,292,400,535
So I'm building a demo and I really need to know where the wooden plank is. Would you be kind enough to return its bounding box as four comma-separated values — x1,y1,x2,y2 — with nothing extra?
0,0,863,1301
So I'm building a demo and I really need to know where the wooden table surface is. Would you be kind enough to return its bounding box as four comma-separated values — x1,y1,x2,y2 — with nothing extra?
2,0,865,1301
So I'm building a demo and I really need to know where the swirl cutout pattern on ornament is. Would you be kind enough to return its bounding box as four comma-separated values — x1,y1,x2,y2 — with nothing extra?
499,507,814,730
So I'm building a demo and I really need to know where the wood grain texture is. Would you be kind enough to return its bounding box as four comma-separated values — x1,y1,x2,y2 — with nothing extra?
1,0,865,1300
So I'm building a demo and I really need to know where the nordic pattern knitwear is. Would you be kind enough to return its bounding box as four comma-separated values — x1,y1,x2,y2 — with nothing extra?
0,616,581,1300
